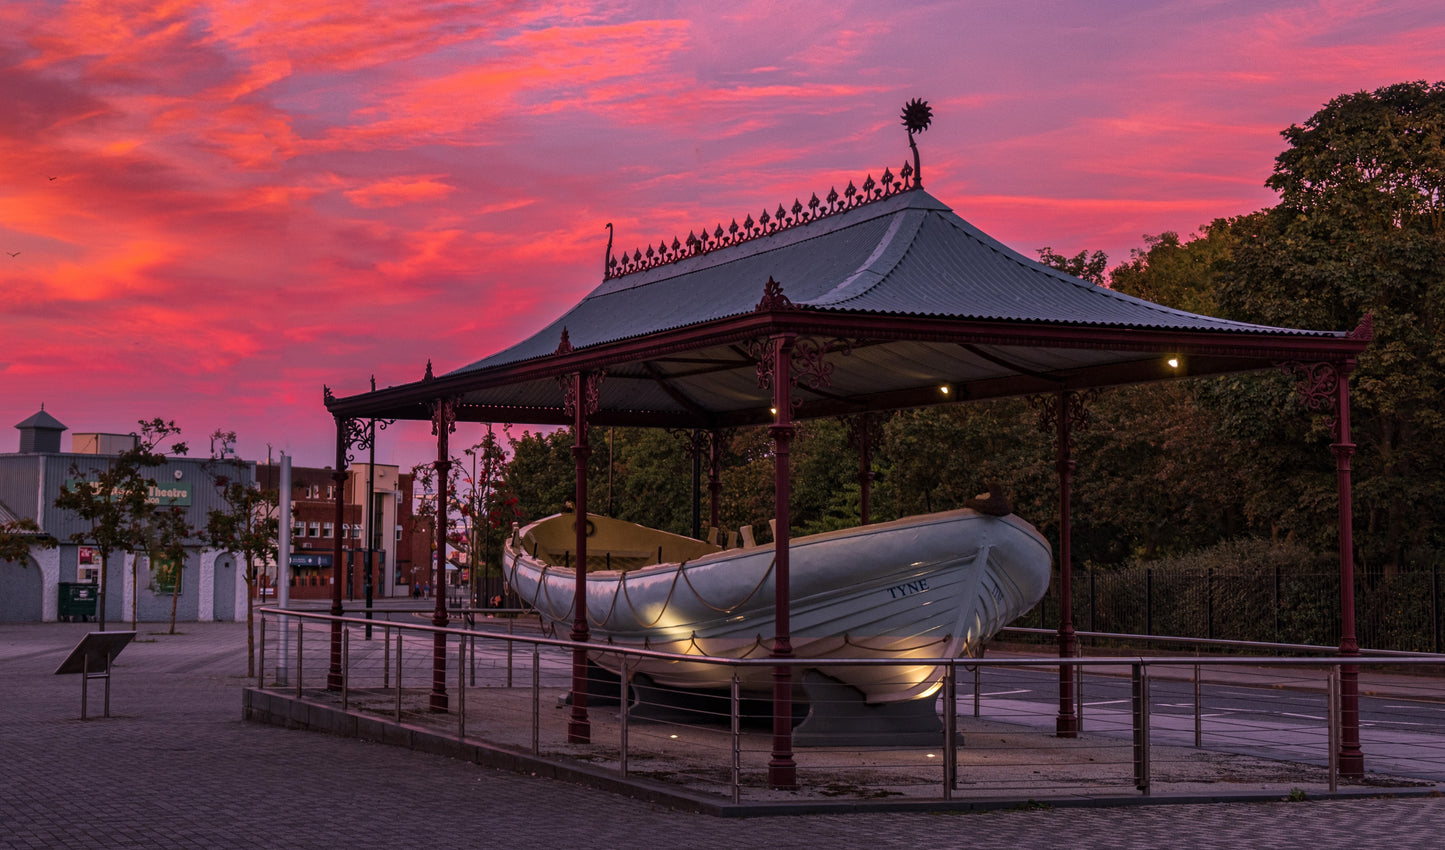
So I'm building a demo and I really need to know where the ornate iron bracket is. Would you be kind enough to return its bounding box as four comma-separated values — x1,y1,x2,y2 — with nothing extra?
1028,389,1099,454
430,397,458,438
667,427,711,459
559,371,604,420
744,333,847,408
1278,361,1344,441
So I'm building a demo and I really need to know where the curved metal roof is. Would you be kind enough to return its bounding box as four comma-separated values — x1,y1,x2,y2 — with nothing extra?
329,182,1367,428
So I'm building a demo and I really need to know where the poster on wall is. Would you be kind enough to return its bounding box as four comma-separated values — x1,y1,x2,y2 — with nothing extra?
77,547,100,583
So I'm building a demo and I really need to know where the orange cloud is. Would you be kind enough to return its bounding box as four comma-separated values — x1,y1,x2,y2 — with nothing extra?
345,177,456,209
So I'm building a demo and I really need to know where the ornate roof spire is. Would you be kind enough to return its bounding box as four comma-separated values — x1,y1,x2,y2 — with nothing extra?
900,98,933,189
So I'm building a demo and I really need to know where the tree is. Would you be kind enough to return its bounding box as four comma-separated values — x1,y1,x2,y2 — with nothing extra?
1216,81,1445,571
1036,246,1109,285
150,504,193,636
55,418,188,631
205,442,279,673
0,517,54,565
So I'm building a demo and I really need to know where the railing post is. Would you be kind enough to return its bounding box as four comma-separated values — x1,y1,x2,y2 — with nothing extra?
1132,661,1150,795
531,642,541,755
619,656,630,778
341,626,350,712
295,618,303,700
1434,563,1440,654
943,662,957,799
1075,658,1084,732
731,672,742,805
258,613,267,690
458,637,466,741
395,628,403,723
507,618,515,688
1328,665,1340,793
383,626,390,689
1193,662,1202,748
973,663,981,718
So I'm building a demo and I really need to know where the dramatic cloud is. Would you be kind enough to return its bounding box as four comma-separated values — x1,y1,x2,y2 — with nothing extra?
2,0,1442,470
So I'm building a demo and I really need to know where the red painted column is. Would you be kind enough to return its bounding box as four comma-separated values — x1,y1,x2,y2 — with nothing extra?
857,414,874,526
768,334,798,789
707,430,723,534
430,400,453,712
328,417,347,690
1055,390,1079,738
1333,361,1363,777
568,373,593,744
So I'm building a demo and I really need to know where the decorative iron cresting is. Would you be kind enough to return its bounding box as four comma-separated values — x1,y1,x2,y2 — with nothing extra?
604,166,919,281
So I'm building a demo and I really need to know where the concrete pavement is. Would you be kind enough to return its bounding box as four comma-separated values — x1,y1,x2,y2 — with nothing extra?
4,621,1445,849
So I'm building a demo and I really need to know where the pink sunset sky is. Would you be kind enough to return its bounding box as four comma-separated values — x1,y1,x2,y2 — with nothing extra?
2,1,1443,472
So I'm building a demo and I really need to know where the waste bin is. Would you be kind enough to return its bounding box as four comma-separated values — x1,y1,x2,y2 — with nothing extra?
58,582,97,622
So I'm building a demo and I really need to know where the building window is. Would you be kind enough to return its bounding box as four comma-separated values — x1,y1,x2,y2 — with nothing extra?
395,524,403,542
327,485,335,499
293,520,305,538
308,522,320,537
353,525,363,539
341,523,350,537
323,522,334,538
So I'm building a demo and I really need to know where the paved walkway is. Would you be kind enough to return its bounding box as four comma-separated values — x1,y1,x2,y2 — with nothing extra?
4,622,1444,849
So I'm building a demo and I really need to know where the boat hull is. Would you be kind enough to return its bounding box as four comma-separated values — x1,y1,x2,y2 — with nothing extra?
504,509,1051,703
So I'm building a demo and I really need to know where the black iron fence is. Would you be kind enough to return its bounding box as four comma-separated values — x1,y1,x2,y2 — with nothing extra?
1023,564,1445,653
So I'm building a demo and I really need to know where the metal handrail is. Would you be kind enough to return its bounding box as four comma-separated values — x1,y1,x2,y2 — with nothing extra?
1003,625,1442,657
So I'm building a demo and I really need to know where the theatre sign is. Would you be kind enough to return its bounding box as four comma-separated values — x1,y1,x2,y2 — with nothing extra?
64,479,192,506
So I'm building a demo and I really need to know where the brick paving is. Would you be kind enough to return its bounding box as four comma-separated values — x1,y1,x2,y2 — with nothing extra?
4,621,1444,849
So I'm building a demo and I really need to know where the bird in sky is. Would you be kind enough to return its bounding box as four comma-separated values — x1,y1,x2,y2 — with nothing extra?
47,176,57,181
5,251,18,258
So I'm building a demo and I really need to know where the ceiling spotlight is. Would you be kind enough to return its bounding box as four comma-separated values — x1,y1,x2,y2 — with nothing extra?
939,384,951,396
1167,357,1180,369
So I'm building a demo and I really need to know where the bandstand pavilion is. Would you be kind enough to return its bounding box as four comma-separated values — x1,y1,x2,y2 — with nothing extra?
322,104,1371,788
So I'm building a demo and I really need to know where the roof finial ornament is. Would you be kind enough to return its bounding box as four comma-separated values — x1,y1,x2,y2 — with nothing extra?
901,98,933,189
604,222,614,279
556,326,574,355
424,360,434,381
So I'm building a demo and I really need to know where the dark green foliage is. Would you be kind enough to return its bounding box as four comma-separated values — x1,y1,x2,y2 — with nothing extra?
0,516,54,565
